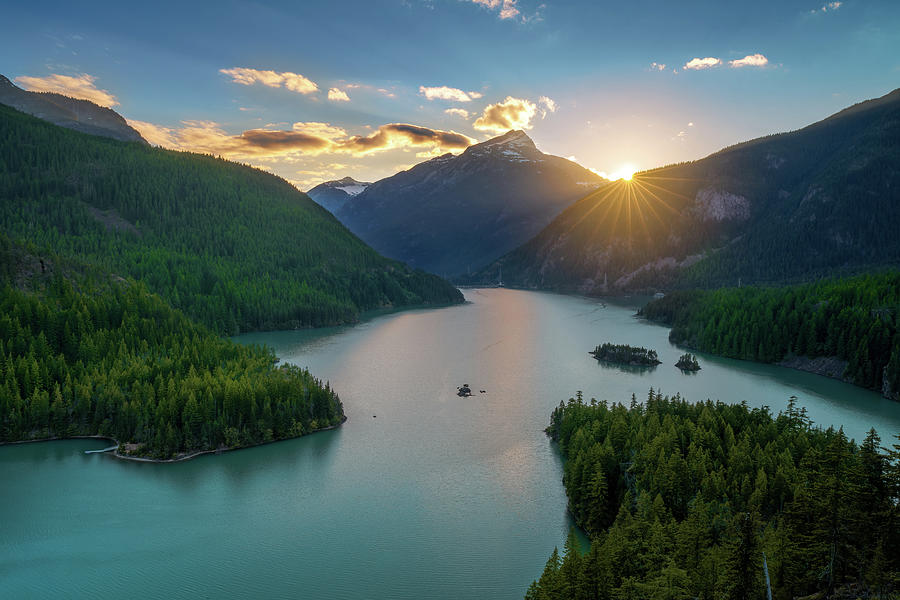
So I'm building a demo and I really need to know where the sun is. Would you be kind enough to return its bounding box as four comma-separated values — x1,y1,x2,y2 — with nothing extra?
612,163,637,181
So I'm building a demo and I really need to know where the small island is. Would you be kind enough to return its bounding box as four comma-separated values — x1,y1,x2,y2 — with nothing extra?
675,352,701,371
590,343,661,367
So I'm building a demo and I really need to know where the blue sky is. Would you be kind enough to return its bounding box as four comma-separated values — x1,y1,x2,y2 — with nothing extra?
2,0,899,187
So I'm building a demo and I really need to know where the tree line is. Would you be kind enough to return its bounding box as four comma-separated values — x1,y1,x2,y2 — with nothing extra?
526,390,900,599
640,272,900,399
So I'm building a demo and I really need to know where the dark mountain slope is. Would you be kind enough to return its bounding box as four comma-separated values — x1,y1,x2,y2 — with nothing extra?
336,130,605,277
0,104,462,334
0,74,146,143
479,88,900,293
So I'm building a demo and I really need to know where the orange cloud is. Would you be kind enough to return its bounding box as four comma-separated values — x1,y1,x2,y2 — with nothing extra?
14,73,119,107
473,96,537,133
128,119,473,159
445,108,470,118
219,67,318,94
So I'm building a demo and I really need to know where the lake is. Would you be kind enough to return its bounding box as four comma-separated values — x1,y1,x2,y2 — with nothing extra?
3,288,899,599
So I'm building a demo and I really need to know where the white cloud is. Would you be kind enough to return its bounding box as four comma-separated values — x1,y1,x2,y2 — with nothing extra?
327,87,350,102
419,85,482,102
683,57,722,70
812,1,842,13
14,73,119,107
219,67,318,95
473,96,537,133
539,96,557,117
444,108,470,119
650,62,667,71
729,53,769,68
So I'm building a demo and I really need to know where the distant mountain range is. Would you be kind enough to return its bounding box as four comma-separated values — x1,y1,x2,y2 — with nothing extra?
325,130,605,277
471,87,900,293
307,176,372,214
0,74,146,143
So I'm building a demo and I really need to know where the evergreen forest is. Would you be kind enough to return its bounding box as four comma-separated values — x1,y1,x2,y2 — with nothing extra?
526,390,900,599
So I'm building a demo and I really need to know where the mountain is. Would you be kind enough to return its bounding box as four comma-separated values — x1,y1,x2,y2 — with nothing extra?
306,176,372,214
334,130,606,277
0,74,146,143
0,103,462,334
476,88,900,293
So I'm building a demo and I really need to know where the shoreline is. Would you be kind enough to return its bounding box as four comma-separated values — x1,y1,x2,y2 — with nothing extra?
0,415,348,464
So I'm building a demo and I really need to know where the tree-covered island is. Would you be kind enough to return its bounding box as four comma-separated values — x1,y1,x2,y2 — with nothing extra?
675,353,701,371
590,343,661,367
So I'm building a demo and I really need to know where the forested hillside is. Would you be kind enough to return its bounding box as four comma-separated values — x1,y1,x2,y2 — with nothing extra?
0,104,462,334
479,88,900,294
640,272,900,399
0,236,344,458
526,391,900,599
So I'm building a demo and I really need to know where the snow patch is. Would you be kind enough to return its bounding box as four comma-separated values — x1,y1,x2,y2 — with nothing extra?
335,185,367,196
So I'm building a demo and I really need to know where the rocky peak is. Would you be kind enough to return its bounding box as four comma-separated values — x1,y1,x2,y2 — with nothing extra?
462,130,541,164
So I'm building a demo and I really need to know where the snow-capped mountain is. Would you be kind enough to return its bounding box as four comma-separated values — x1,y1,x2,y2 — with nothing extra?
335,130,606,277
306,176,372,214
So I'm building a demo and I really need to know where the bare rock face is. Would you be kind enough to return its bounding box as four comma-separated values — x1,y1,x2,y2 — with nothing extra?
884,369,899,401
692,188,750,222
0,74,146,144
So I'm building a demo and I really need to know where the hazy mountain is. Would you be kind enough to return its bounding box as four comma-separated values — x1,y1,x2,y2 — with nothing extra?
335,130,606,276
474,88,900,293
0,74,146,143
306,176,372,214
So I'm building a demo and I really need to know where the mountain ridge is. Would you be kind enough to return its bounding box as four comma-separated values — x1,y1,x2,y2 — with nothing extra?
334,129,606,276
0,74,146,143
0,103,462,334
472,87,900,292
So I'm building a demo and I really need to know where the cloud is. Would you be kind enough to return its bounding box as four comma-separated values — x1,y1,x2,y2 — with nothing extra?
445,108,470,118
14,73,119,107
338,123,473,155
473,96,537,133
811,1,842,13
683,57,722,70
650,62,667,71
327,87,350,102
469,0,520,20
538,96,557,118
128,118,473,160
292,122,348,139
219,67,318,94
419,85,482,102
729,53,769,68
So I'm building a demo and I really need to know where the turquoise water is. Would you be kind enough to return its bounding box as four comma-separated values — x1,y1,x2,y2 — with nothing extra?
3,288,899,599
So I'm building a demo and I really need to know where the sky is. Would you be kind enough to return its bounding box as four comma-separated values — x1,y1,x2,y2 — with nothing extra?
2,0,899,189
